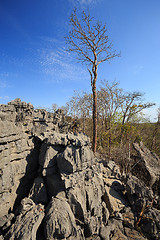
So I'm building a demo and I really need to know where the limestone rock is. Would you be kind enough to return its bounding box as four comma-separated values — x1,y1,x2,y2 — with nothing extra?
125,174,154,212
0,213,14,231
100,219,127,240
133,142,160,186
122,208,135,228
39,144,58,176
29,177,48,204
103,185,127,215
62,165,107,237
138,208,160,239
4,198,44,240
0,99,159,240
103,161,122,179
57,145,94,173
124,227,147,240
44,197,84,240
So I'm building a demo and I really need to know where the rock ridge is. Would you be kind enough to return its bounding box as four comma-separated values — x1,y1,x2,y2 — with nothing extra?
0,99,160,240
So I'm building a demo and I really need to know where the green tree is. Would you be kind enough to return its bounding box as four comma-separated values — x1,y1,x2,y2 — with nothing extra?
120,91,155,142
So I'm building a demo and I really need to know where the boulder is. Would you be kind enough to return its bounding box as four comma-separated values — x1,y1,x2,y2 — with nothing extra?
29,177,48,204
44,197,84,240
138,208,160,240
62,164,107,236
57,145,94,173
100,219,127,240
124,228,147,240
4,198,44,240
125,174,154,212
0,213,14,231
133,142,160,186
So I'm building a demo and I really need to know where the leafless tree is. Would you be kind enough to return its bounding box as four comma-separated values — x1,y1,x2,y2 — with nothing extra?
98,80,124,130
65,9,120,152
65,90,92,134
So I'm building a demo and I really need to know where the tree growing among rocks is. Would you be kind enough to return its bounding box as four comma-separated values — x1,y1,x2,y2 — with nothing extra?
65,9,120,153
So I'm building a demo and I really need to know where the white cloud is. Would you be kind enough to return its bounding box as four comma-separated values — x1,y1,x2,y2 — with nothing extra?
142,107,158,122
133,65,144,74
0,73,9,78
69,0,101,6
78,0,98,4
0,81,9,88
38,44,88,83
0,96,9,101
0,75,12,88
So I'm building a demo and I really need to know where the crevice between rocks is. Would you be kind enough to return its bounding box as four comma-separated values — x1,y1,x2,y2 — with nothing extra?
13,136,43,210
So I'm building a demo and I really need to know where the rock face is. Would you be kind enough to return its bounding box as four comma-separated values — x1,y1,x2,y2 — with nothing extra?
133,142,160,186
0,99,160,240
4,198,45,240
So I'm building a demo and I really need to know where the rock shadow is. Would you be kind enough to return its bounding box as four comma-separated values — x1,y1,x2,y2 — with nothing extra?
13,136,42,209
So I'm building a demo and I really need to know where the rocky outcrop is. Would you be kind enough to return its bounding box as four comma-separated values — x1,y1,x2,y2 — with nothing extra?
4,198,45,240
133,142,160,186
0,99,160,240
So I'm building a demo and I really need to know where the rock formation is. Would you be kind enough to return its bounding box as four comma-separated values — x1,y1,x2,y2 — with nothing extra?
0,98,160,240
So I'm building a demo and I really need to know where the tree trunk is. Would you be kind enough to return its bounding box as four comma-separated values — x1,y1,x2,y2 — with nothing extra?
82,114,86,133
120,114,126,144
92,81,97,153
151,121,159,151
108,119,112,159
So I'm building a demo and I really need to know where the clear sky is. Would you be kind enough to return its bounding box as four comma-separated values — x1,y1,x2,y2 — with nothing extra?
0,0,160,121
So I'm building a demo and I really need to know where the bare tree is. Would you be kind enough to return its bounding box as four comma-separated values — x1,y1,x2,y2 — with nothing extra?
65,90,92,134
98,80,124,130
97,80,124,156
65,9,120,153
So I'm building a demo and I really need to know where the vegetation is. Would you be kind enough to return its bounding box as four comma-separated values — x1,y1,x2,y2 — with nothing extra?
64,9,159,167
63,80,157,171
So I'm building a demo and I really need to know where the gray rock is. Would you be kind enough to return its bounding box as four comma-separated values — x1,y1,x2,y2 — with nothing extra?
44,197,84,240
1,99,159,240
133,142,160,186
125,174,154,212
47,132,69,146
57,145,94,173
45,173,66,199
100,219,127,240
139,207,160,239
105,161,122,179
124,227,147,240
4,198,44,240
0,213,14,230
29,177,48,204
103,185,128,215
39,144,58,176
122,207,135,228
64,166,107,236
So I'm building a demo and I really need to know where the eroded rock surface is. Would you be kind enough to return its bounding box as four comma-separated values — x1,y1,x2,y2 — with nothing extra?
4,198,44,240
0,99,160,240
133,142,160,186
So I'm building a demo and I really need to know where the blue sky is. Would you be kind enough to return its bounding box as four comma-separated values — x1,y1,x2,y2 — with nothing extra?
0,0,160,121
